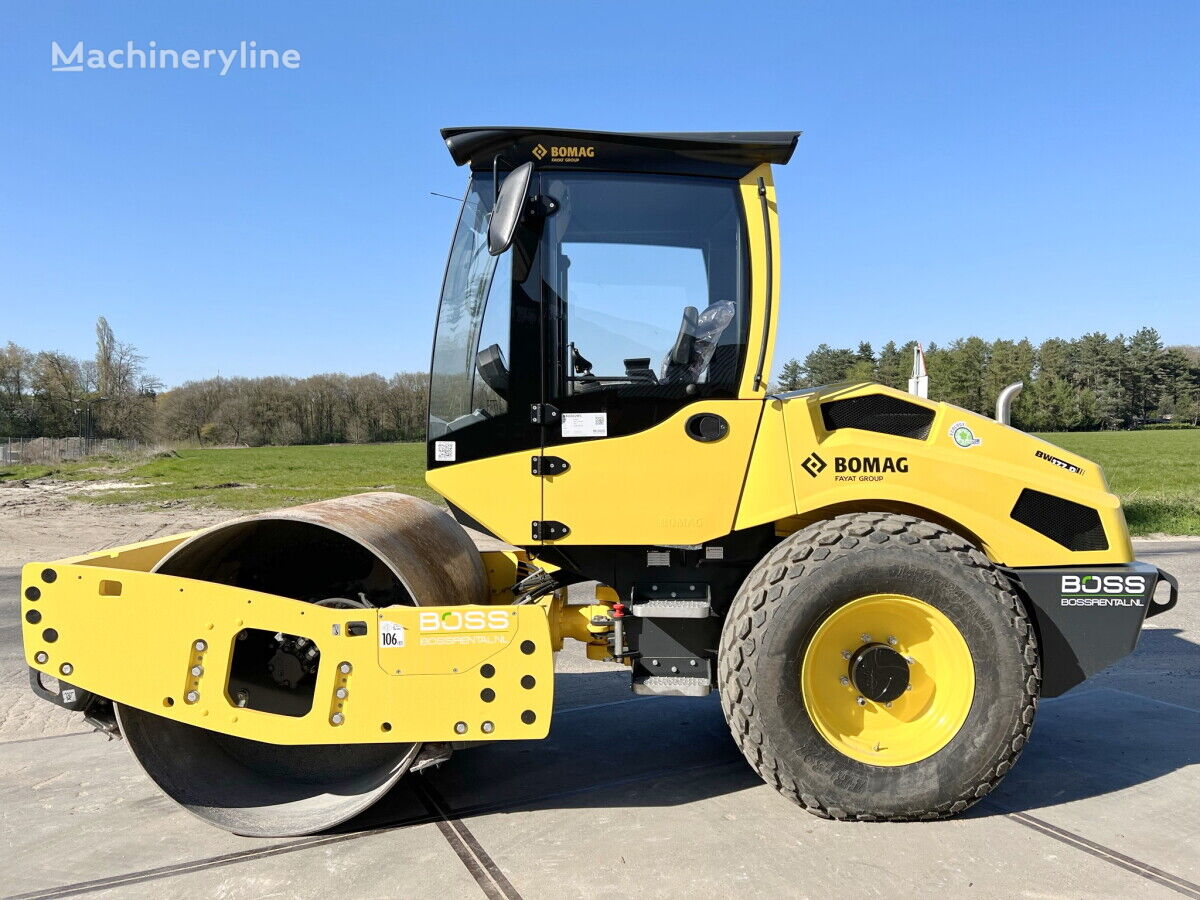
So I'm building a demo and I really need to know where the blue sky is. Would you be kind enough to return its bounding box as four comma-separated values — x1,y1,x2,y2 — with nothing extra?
3,1,1197,387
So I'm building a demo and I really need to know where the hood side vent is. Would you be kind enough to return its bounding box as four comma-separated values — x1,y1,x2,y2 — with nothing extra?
821,394,935,440
1011,488,1108,552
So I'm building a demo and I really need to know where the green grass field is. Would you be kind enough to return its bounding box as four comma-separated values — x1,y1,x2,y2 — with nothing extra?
1035,430,1199,536
2,430,1197,534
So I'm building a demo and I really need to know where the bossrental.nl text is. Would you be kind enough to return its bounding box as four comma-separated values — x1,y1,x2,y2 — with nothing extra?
51,41,301,75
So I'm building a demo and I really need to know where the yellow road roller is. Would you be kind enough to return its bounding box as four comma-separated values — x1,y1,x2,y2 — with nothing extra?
21,128,1180,836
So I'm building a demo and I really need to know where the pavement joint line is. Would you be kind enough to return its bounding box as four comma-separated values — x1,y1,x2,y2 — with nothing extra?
32,753,1197,900
0,731,91,748
439,756,745,821
412,775,524,900
1084,686,1200,716
983,802,1200,899
555,695,657,715
3,595,1195,897
3,755,740,897
3,829,411,900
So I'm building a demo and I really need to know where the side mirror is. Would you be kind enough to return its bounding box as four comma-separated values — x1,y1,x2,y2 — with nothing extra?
488,162,534,256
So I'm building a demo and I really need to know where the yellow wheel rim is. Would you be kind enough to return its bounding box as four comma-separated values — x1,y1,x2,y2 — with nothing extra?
800,594,975,766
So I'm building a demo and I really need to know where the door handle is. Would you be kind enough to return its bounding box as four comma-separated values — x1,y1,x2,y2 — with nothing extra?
685,413,729,443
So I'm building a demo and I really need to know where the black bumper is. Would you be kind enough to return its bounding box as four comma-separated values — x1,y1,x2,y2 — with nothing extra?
1002,562,1179,697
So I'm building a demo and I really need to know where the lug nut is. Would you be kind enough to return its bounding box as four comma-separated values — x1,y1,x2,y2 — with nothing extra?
335,688,348,699
841,650,852,660
330,713,344,725
905,656,916,665
885,701,893,708
190,665,204,677
689,659,697,667
860,633,871,643
856,697,866,706
59,663,73,676
454,721,468,734
185,690,199,703
670,666,679,673
34,651,48,664
906,684,913,691
651,658,659,666
839,676,850,686
339,662,352,674
481,721,495,734
887,636,898,646
194,640,207,652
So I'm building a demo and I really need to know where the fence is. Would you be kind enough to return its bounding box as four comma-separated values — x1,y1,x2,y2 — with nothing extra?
1,437,141,465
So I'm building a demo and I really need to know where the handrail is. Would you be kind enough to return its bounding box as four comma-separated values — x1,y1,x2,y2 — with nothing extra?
752,177,773,391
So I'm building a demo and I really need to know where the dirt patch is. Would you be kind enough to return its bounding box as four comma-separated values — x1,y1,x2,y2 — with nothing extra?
0,478,230,567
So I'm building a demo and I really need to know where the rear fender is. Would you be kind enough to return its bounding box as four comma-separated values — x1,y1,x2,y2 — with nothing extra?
1001,562,1175,696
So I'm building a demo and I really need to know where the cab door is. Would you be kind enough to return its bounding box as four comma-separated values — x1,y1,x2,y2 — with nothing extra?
535,171,764,547
425,172,547,546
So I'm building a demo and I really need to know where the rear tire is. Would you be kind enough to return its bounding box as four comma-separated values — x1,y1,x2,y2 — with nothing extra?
718,512,1039,821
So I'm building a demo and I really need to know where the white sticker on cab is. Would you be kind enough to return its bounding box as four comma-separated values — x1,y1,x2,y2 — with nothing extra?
434,441,456,462
561,412,607,438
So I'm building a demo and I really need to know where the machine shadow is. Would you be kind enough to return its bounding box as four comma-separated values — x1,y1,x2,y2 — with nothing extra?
346,671,757,832
347,632,1200,833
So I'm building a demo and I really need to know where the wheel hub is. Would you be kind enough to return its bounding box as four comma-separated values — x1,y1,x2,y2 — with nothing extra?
848,643,909,702
799,593,975,766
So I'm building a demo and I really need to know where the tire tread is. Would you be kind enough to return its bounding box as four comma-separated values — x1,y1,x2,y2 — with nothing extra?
717,512,1039,822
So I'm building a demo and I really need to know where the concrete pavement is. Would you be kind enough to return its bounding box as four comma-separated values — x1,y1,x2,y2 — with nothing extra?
1,540,1197,899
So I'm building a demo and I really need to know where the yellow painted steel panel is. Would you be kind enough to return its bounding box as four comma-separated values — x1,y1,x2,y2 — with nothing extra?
22,563,553,745
540,400,764,546
737,164,781,399
733,397,795,530
426,449,542,546
770,383,1133,568
63,532,198,570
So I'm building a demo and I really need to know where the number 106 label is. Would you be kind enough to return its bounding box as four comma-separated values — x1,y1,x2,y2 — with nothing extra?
379,620,406,648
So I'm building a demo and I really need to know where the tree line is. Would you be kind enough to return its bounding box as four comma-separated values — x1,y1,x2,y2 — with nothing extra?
0,318,161,442
157,372,428,445
774,327,1200,430
0,319,429,445
3,320,1196,446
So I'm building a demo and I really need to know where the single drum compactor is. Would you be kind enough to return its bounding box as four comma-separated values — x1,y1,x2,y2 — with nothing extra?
21,128,1179,835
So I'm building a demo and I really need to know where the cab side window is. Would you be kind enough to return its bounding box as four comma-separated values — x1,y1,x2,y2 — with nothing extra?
544,174,747,399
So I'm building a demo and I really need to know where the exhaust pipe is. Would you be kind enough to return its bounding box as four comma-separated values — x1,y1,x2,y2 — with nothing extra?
996,381,1023,425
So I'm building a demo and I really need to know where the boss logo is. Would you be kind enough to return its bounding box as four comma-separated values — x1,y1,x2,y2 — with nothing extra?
419,610,511,632
1061,575,1146,595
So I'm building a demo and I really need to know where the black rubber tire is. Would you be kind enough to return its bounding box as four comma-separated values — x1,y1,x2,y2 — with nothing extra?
718,512,1039,821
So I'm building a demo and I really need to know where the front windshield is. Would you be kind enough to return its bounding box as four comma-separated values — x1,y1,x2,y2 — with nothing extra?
428,175,510,439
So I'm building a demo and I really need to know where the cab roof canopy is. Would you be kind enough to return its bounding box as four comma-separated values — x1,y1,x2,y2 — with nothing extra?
441,127,800,178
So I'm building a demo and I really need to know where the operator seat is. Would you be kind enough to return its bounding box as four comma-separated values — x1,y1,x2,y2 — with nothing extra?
660,300,737,384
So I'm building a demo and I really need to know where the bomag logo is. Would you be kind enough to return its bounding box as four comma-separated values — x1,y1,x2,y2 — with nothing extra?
804,453,908,482
532,144,595,163
419,610,511,632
